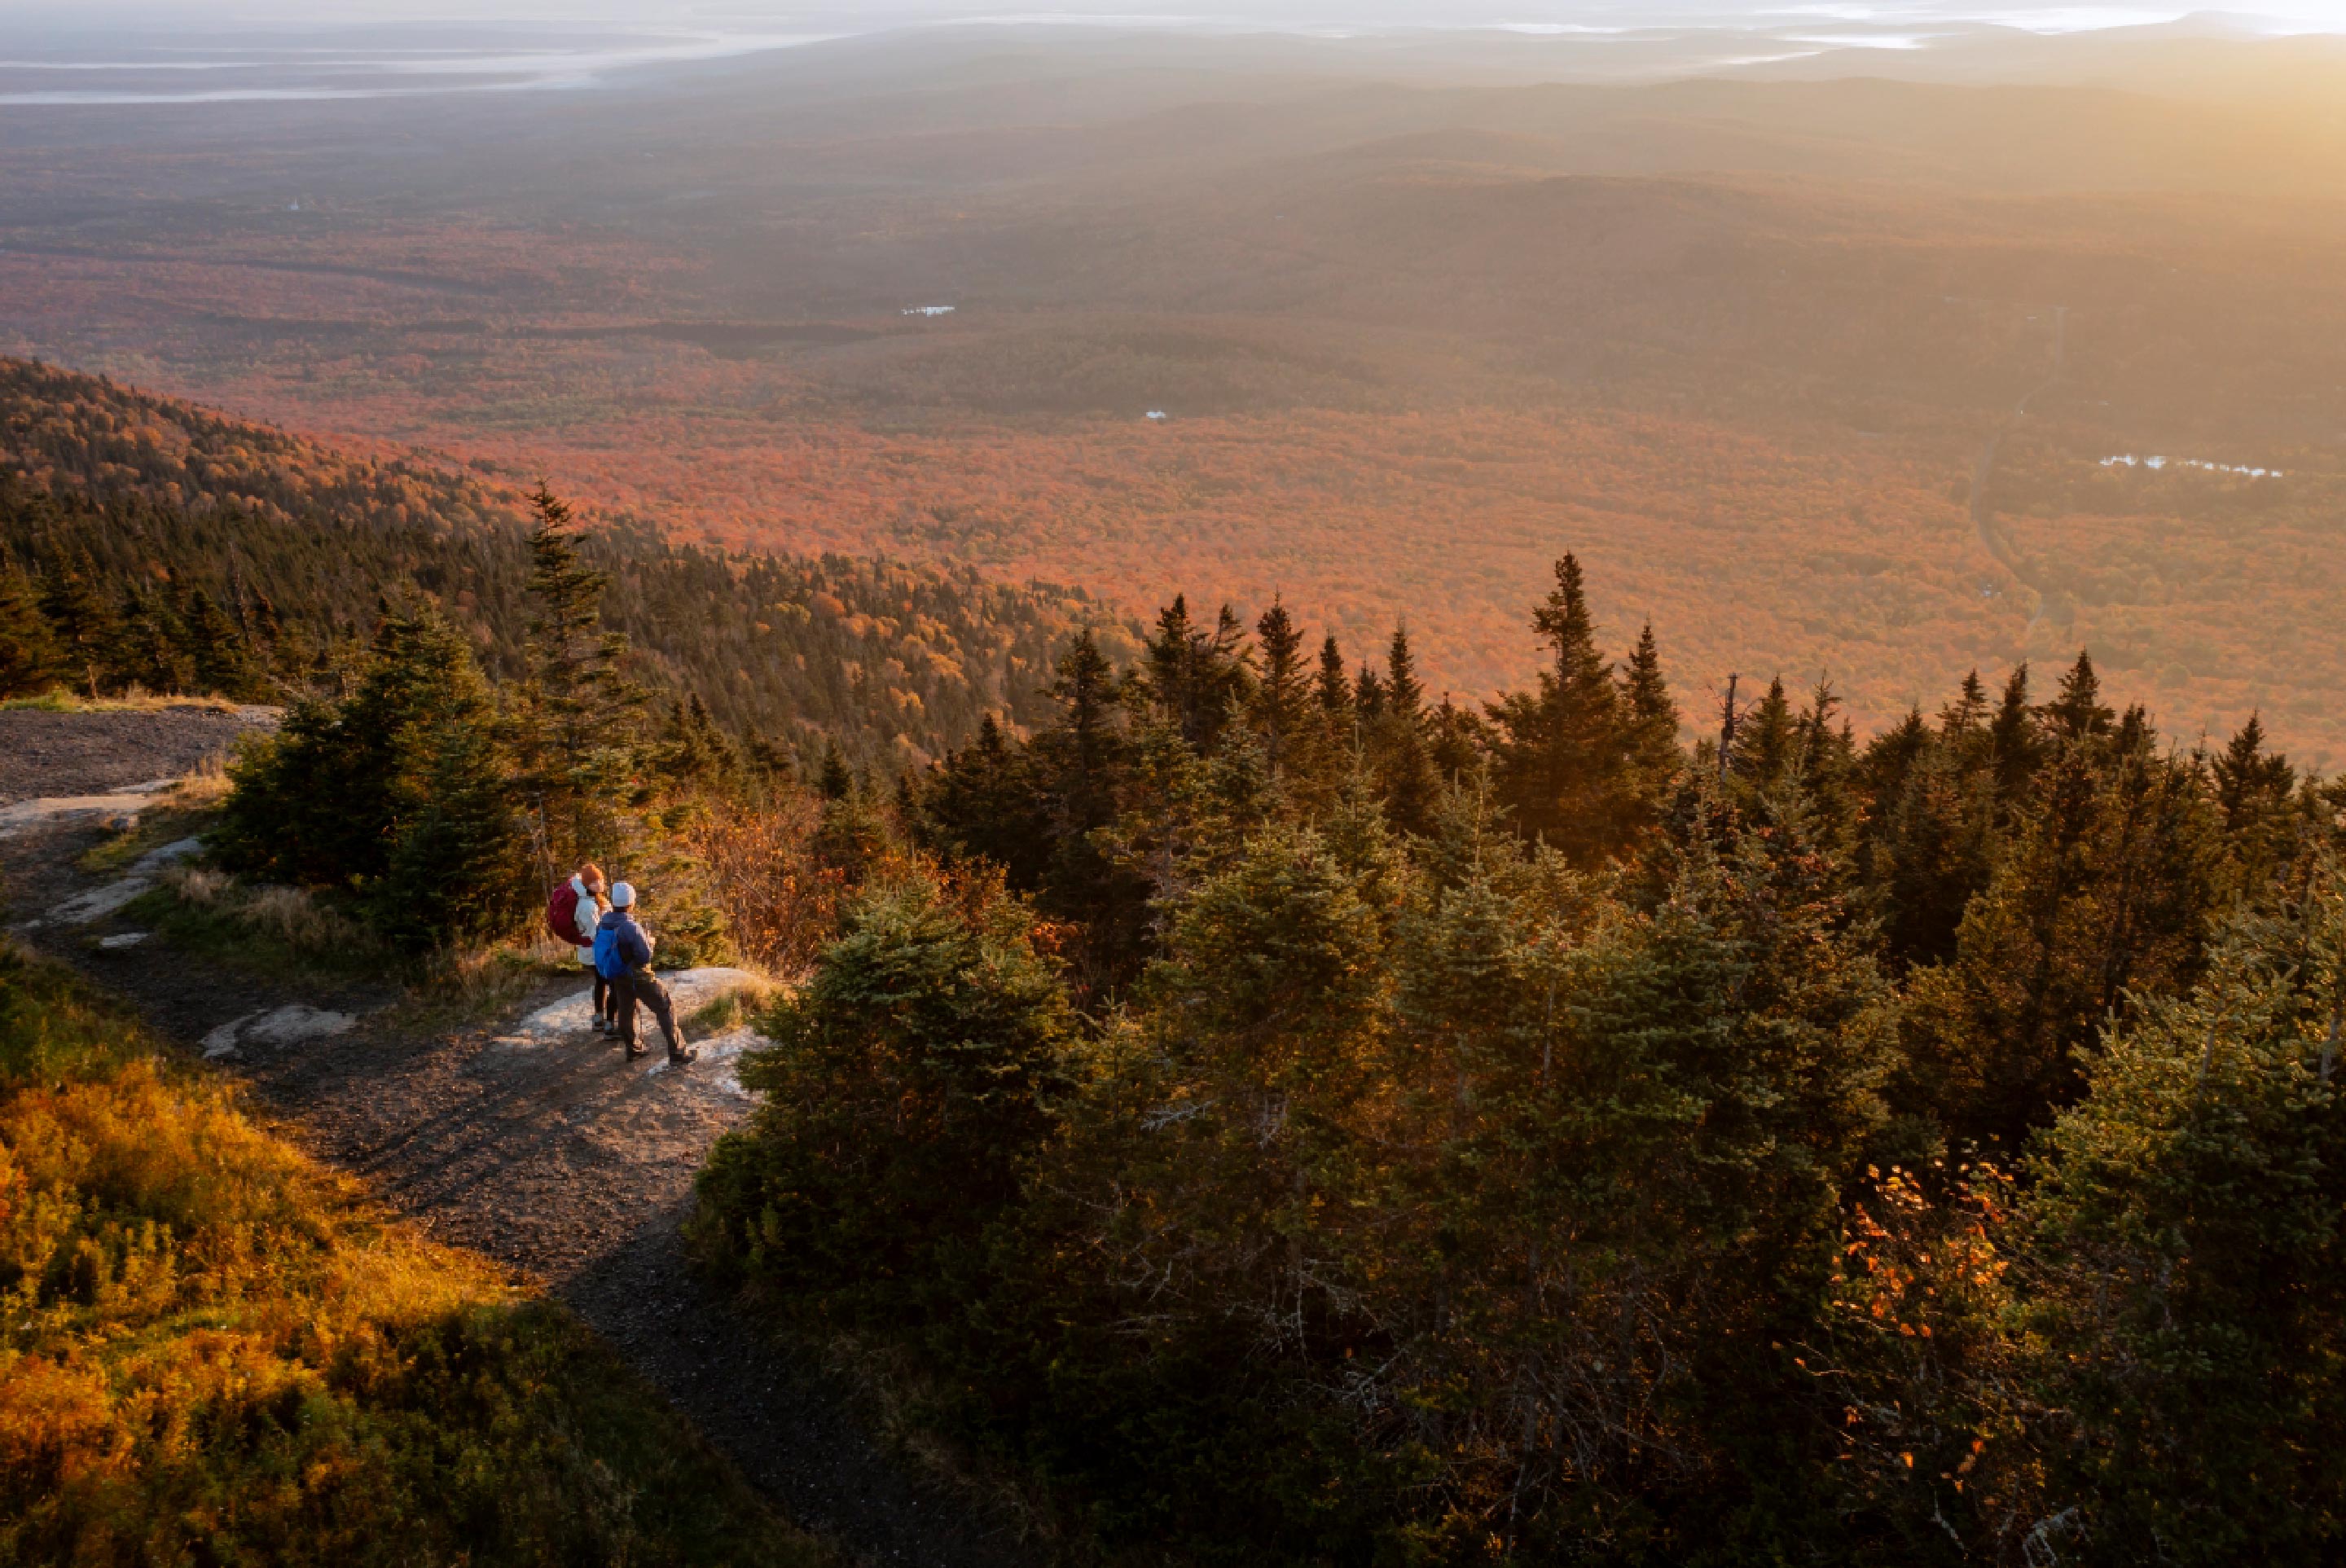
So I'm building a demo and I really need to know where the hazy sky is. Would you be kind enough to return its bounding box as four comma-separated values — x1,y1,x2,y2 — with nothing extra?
7,1,2344,29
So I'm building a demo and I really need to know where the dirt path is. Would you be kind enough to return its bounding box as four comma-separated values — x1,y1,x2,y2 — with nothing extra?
0,705,279,805
0,718,1030,1568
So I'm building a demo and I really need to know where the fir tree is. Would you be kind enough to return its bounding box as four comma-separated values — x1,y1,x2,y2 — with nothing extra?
1385,623,1423,722
1486,554,1634,862
1253,600,1310,774
512,484,642,865
38,556,116,698
1988,662,2039,806
0,566,56,696
1316,634,1351,714
2023,868,2346,1559
1619,620,1681,788
817,740,854,802
2041,648,2114,741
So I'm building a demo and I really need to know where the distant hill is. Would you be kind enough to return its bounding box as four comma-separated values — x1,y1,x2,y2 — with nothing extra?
0,358,1137,770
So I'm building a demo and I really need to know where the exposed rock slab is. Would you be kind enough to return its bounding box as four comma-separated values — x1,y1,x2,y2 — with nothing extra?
501,967,768,1045
201,1004,359,1060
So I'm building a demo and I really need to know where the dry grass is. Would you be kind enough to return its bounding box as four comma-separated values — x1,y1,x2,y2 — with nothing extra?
0,940,830,1567
421,940,559,1015
685,977,784,1035
162,863,233,907
240,883,362,951
159,864,373,959
162,750,235,809
0,688,249,715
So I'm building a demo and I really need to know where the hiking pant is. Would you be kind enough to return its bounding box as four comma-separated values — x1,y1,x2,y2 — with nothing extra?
613,968,682,1056
591,972,614,1022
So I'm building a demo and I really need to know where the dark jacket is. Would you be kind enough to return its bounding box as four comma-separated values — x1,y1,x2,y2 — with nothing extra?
593,907,654,979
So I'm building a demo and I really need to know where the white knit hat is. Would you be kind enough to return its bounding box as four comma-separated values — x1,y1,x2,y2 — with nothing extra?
609,881,636,908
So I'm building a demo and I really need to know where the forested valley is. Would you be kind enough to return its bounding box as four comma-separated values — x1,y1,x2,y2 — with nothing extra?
7,20,2346,1565
0,358,1130,773
5,354,2343,1561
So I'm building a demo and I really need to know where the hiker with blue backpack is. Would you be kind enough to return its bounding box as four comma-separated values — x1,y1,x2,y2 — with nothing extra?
593,881,696,1065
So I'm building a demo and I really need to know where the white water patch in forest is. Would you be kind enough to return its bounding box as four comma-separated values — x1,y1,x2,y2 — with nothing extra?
2102,454,2284,477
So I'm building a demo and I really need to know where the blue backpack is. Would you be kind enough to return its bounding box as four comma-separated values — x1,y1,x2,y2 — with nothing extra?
592,916,627,980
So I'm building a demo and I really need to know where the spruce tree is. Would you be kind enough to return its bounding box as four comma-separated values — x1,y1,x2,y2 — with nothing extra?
178,585,257,698
1942,669,1989,737
2212,713,2300,898
817,740,854,802
378,718,533,951
1729,675,1797,788
1253,600,1310,773
1988,662,2038,805
2023,869,2346,1559
216,604,512,922
1143,594,1252,751
1385,623,1423,722
511,484,642,866
1619,620,1681,789
0,566,56,696
38,558,116,698
701,866,1076,1299
1900,730,2222,1149
2041,649,2114,741
1487,554,1634,862
1316,634,1351,714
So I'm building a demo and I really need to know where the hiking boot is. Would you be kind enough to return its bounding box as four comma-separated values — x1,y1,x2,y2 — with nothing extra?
667,1046,698,1066
626,1042,649,1060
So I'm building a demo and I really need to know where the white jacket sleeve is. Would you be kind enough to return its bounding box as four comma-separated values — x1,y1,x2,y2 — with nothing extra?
573,884,600,947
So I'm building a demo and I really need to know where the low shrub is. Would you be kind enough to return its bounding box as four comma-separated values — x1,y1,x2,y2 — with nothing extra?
0,940,827,1567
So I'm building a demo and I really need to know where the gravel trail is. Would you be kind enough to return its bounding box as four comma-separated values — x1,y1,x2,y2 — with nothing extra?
0,712,1031,1568
0,705,276,805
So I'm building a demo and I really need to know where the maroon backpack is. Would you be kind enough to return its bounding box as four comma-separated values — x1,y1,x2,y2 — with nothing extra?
546,881,582,946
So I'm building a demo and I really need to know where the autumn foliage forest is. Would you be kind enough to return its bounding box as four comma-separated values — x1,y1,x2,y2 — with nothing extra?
7,20,2346,1565
0,358,1134,770
2,30,2343,766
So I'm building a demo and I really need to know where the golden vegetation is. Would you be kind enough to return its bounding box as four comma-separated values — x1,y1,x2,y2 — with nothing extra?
0,941,823,1566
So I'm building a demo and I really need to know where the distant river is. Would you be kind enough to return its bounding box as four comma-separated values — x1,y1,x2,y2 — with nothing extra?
0,29,839,107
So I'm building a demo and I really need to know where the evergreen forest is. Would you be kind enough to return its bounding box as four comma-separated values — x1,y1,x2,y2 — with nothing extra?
688,559,2345,1566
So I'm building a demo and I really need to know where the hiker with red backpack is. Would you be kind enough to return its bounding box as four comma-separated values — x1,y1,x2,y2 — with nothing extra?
547,862,617,1036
